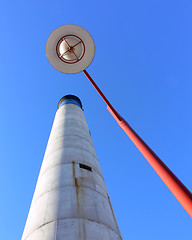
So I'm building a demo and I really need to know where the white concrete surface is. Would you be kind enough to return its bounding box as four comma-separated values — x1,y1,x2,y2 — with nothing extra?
22,99,122,240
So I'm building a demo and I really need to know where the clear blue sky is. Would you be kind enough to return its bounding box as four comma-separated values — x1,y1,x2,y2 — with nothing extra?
0,0,191,239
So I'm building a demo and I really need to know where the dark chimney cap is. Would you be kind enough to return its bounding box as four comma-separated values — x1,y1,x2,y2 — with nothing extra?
58,95,82,109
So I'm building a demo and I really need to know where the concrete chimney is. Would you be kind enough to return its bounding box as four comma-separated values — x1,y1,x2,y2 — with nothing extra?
22,95,122,240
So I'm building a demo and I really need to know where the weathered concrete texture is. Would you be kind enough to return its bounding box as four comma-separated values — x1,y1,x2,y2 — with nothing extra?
22,101,122,240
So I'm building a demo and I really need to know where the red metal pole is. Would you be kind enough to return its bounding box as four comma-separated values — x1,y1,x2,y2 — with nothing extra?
83,69,192,218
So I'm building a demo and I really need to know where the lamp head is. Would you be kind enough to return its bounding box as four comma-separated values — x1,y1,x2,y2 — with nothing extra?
46,24,95,74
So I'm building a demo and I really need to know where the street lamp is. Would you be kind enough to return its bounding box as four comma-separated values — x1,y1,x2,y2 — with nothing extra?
46,24,95,74
46,24,192,218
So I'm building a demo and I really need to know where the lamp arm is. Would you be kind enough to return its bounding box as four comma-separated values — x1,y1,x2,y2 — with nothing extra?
83,69,192,218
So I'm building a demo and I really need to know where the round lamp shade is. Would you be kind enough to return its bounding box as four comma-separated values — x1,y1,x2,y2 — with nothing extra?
46,24,95,74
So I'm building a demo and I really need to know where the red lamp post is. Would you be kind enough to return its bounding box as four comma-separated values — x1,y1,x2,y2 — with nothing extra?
83,69,192,218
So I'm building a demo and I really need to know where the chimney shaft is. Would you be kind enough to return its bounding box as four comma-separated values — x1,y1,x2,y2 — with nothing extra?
22,95,122,240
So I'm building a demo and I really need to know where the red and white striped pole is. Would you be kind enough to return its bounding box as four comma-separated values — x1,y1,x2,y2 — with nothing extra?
83,69,192,218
